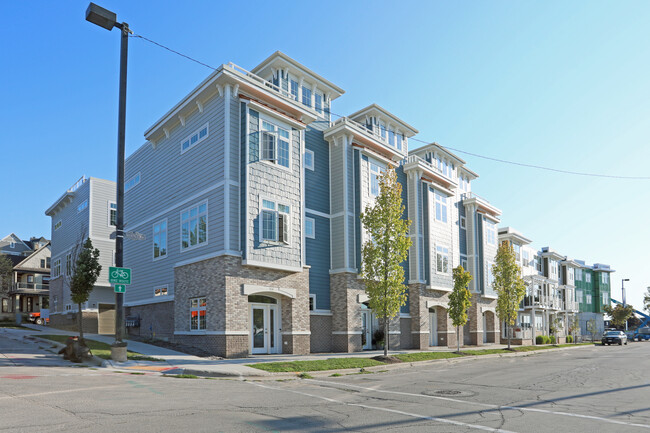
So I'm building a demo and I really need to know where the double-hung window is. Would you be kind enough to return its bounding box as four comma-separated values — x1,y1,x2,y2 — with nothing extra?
602,273,609,284
586,294,592,304
485,220,496,245
290,80,299,101
434,191,448,223
436,245,449,274
53,259,61,278
370,162,382,196
109,202,117,226
305,217,315,239
65,253,72,276
486,261,495,288
190,297,206,331
181,202,207,250
301,86,312,107
522,250,530,267
304,149,314,171
586,273,591,283
261,120,290,168
314,92,323,113
153,220,167,259
261,199,290,244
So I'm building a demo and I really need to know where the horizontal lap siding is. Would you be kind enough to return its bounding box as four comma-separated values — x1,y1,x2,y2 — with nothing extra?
305,213,330,310
50,180,91,263
330,143,344,269
91,179,117,240
123,92,228,306
305,121,330,214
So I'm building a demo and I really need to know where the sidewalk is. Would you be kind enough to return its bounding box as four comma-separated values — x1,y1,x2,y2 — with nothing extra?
15,324,589,378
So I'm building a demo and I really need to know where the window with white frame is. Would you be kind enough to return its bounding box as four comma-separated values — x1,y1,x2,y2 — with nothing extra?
485,220,496,245
261,120,290,168
125,172,141,193
602,292,609,306
190,297,206,331
602,273,609,284
461,255,468,271
77,199,88,213
585,273,591,283
568,267,575,284
53,259,61,278
577,289,583,303
54,220,62,231
550,260,558,279
154,285,168,297
486,261,495,288
460,215,466,230
314,92,323,113
522,250,530,267
370,162,382,196
576,268,582,281
109,202,117,226
535,315,543,330
586,294,592,304
309,294,315,311
304,149,314,171
181,123,209,153
436,245,450,274
395,132,403,151
305,216,315,239
181,202,207,250
301,86,312,107
65,304,72,312
153,220,167,259
261,199,290,244
434,191,448,223
290,79,299,101
65,253,72,276
513,243,521,261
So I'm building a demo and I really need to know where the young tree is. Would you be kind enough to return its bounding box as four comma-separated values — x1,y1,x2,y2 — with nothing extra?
586,318,598,342
550,316,563,345
644,287,650,315
492,242,526,350
70,238,101,341
569,315,580,344
360,168,412,357
449,265,472,353
603,303,635,329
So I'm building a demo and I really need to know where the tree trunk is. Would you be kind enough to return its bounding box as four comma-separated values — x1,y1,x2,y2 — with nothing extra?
77,302,84,342
456,325,460,353
507,316,511,350
384,317,388,357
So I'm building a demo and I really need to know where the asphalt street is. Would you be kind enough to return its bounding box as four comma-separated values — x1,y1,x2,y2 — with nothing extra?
0,332,649,432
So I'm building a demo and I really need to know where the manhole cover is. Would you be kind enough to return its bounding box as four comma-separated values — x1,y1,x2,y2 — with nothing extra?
422,389,476,398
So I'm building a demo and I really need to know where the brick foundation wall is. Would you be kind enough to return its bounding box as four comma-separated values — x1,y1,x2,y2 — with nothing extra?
126,301,174,340
310,314,332,353
49,311,98,334
330,272,364,352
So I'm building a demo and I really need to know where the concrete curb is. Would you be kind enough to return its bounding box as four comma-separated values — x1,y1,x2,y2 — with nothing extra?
231,344,596,380
26,335,105,367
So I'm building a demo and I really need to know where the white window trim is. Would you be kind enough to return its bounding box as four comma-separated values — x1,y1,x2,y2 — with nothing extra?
154,285,169,297
369,158,383,197
258,196,291,245
54,220,62,231
460,216,466,229
259,115,292,172
125,172,141,193
180,122,210,154
435,244,451,275
152,218,168,261
309,294,316,311
180,200,209,252
305,216,315,239
189,297,207,331
434,190,448,224
305,149,315,171
108,201,117,227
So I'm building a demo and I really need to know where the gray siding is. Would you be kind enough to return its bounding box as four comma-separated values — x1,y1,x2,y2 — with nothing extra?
305,214,330,310
246,109,303,268
304,120,330,214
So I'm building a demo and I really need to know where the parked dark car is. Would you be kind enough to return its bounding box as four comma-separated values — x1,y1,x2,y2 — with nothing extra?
602,330,627,345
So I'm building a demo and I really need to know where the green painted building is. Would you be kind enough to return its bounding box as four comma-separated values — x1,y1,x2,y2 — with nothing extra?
575,261,614,335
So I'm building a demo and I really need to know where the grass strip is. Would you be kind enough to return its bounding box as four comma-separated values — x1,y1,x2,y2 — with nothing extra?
0,323,33,329
247,357,385,372
247,343,593,372
36,335,165,362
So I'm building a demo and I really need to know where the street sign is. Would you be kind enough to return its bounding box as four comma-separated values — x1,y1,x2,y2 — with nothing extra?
114,284,126,293
109,267,131,285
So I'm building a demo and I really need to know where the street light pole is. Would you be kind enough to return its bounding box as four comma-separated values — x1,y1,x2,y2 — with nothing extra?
85,3,131,359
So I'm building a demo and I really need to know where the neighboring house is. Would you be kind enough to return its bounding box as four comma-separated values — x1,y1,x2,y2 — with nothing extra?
1,235,51,321
120,51,509,358
0,233,34,257
45,176,117,334
575,261,613,336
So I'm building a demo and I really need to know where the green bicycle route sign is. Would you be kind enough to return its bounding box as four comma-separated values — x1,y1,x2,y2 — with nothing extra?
109,267,131,285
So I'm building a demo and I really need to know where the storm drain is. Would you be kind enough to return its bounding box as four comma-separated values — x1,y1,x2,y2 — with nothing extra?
422,389,476,398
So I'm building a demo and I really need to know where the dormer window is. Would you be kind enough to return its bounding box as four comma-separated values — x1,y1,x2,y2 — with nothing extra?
301,86,312,107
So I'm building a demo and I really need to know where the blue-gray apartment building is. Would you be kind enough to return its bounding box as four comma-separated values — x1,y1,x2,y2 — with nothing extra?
120,52,502,357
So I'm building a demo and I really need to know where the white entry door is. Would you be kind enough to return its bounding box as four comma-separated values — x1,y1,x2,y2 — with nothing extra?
250,304,279,354
429,310,438,346
361,310,372,350
482,312,488,343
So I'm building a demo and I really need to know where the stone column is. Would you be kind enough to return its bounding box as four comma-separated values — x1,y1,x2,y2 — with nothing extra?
409,283,429,349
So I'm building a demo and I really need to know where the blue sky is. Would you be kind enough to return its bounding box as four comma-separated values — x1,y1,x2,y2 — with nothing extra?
1,1,648,309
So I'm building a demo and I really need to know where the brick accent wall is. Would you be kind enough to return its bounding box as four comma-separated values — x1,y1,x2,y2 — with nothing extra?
126,301,174,340
173,255,309,358
49,311,98,334
330,272,364,352
309,314,332,353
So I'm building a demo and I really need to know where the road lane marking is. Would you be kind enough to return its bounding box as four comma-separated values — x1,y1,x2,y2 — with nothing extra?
0,385,125,400
248,381,516,432
308,379,650,430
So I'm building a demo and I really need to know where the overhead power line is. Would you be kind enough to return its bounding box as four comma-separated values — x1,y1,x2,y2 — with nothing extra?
131,33,650,181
